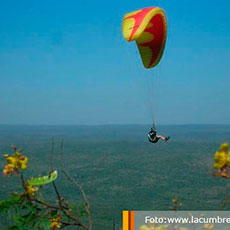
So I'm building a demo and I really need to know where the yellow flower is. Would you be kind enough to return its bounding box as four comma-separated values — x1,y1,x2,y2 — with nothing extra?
172,196,178,203
213,151,229,169
19,156,28,170
156,225,169,230
50,217,62,229
213,143,230,169
14,151,21,158
140,225,151,230
6,156,17,166
219,143,228,152
140,223,156,230
140,224,169,230
25,184,38,195
3,164,14,175
203,223,214,230
2,147,29,175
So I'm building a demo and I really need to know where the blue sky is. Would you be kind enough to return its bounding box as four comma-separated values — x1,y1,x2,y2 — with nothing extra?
0,0,230,125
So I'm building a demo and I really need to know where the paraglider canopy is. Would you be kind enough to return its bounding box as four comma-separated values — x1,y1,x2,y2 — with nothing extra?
122,7,167,69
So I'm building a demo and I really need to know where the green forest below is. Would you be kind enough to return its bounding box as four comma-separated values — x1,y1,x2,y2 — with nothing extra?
0,124,230,229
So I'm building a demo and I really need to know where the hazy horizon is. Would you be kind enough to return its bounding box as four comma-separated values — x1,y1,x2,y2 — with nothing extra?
1,123,230,126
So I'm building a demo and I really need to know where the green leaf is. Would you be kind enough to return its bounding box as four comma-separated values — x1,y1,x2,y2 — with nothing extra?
23,201,41,213
27,170,58,186
36,216,50,229
13,216,24,224
78,204,86,211
78,203,88,217
80,210,88,217
49,210,58,217
7,225,19,230
0,196,22,214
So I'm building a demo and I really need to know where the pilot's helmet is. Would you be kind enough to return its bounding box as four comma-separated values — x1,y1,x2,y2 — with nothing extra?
151,127,156,132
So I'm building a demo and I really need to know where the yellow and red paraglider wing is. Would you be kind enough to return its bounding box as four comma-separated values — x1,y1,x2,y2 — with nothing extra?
122,7,167,68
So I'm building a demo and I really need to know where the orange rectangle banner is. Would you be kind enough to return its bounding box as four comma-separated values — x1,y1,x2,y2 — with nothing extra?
123,211,135,230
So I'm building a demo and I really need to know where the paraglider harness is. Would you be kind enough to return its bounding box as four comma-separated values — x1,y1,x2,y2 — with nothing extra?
148,126,160,143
